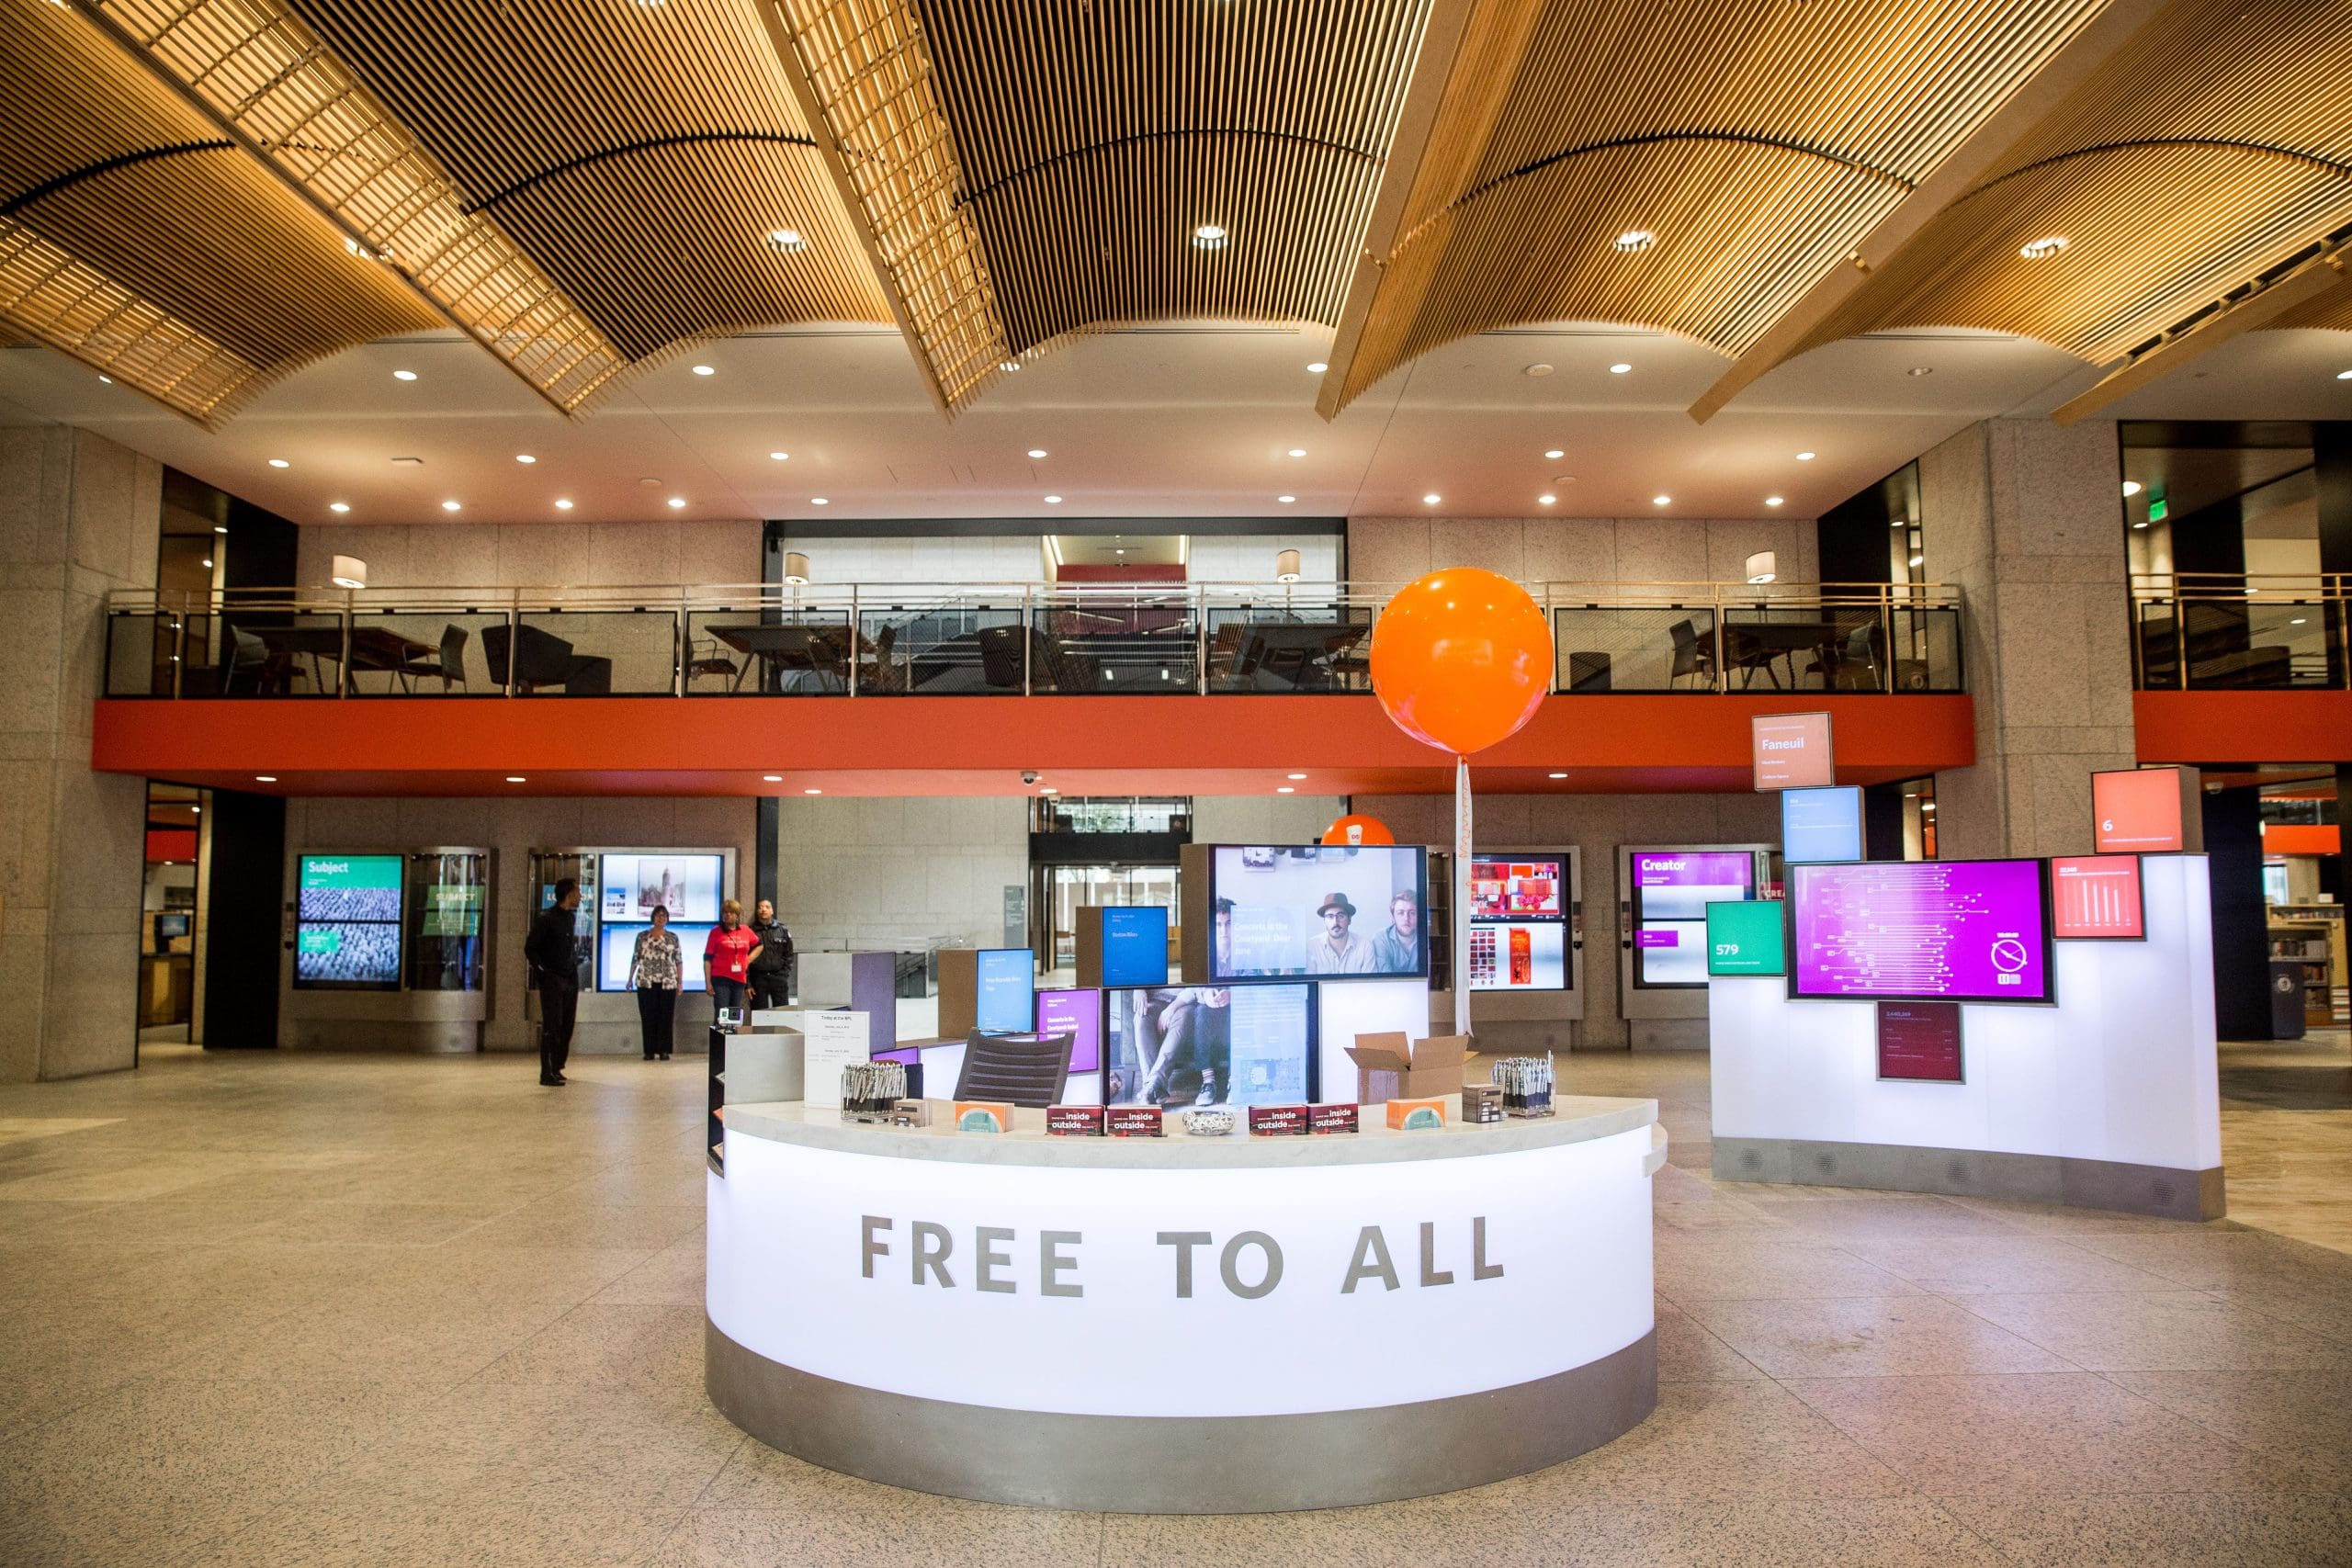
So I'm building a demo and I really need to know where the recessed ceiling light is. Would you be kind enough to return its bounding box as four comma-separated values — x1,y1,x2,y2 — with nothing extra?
763,774,782,782
555,499,573,511
767,228,807,253
1795,451,1816,460
1276,786,1295,795
213,525,228,534
1544,448,1564,458
691,364,715,376
1422,493,1441,505
392,369,417,381
1612,229,1655,254
97,374,112,384
2122,480,2143,497
329,502,350,513
1287,773,1307,780
810,497,829,505
1538,493,1556,504
2132,521,2149,530
1027,448,1047,458
1523,363,1554,378
2290,616,2308,626
803,787,822,795
505,775,526,784
769,451,790,462
667,497,686,509
1000,360,1022,372
267,457,289,468
1287,447,1306,458
254,775,276,783
201,558,213,569
1652,494,1670,505
1044,494,1062,504
1114,547,1125,555
2337,369,2352,380
1909,555,1925,567
1278,494,1295,503
1192,222,1228,249
1906,367,1934,378
2019,235,2069,260
1306,361,1328,373
1547,772,1567,780
515,454,536,464
1765,496,1784,507
1608,363,1632,375
441,500,460,512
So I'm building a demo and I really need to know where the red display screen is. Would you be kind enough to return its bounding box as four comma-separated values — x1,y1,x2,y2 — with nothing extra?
2050,855,2144,941
1876,1000,1962,1083
1468,858,1563,919
2093,768,2187,853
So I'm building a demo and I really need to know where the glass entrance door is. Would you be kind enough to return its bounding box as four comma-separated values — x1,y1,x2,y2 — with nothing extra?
1039,863,1179,971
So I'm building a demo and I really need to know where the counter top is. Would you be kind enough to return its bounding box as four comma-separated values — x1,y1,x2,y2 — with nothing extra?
721,1094,1657,1169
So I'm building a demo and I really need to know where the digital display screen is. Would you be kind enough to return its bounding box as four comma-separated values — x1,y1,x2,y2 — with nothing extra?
1781,785,1864,864
1035,988,1103,1074
295,854,403,990
1752,712,1834,790
1105,983,1313,1108
1465,853,1569,992
1877,1001,1963,1082
1790,860,2052,1004
595,922,714,991
1630,851,1757,987
1210,845,1428,980
2093,767,2188,853
597,854,722,924
1100,908,1170,987
2051,855,2144,941
975,948,1035,1033
1705,900,1786,976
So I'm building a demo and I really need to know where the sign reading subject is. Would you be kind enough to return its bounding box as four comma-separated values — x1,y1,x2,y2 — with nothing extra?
1751,712,1835,790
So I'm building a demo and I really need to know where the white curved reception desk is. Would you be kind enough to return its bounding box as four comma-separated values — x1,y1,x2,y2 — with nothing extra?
707,1097,1663,1512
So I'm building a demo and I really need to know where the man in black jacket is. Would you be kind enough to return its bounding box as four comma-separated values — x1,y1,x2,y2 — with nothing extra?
526,878,582,1086
747,897,793,1011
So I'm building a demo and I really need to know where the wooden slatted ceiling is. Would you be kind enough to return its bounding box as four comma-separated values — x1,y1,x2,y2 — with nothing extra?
91,0,630,413
915,0,1428,357
2273,288,2352,334
0,3,435,424
1325,0,2108,414
284,0,889,363
1788,0,2352,367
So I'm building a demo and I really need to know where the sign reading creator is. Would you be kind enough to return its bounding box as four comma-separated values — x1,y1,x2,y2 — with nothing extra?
707,1128,1655,1418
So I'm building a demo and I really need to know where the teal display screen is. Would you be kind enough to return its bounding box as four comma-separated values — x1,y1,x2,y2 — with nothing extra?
1705,900,1786,977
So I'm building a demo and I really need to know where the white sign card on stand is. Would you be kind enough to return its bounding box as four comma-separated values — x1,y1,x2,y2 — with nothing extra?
802,1010,871,1111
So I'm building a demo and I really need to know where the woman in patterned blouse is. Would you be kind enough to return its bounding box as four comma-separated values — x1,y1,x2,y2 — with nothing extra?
629,906,683,1060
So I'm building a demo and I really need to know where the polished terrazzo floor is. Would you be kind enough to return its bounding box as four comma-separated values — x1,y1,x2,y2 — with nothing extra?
2,1035,2348,1567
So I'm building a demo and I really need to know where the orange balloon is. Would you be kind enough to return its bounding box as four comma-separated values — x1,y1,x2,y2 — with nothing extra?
1369,569,1553,756
1322,814,1396,847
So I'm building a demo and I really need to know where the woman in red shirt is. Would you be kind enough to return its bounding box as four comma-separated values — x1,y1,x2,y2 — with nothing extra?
704,898,761,1023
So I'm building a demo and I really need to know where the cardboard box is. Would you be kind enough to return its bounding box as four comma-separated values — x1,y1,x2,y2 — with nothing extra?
952,1100,1013,1134
1308,1102,1360,1135
1344,1032,1471,1104
1461,1085,1504,1125
1386,1096,1450,1131
1046,1105,1104,1136
1107,1106,1165,1138
1247,1104,1310,1136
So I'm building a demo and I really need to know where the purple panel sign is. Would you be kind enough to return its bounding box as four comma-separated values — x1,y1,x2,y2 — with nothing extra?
1791,860,2051,1004
1636,930,1679,948
1035,987,1102,1074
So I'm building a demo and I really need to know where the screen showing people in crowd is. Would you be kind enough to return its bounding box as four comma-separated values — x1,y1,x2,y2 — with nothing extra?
1209,845,1428,979
2050,854,2145,940
1790,859,2052,1003
1099,907,1170,987
1629,850,1757,987
1781,785,1865,864
1105,983,1313,1107
975,948,1036,1033
1035,988,1103,1074
594,922,715,991
1466,854,1569,991
597,854,723,924
294,854,403,989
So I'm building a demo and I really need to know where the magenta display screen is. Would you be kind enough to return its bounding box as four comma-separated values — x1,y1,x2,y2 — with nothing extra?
1035,988,1102,1074
1628,850,1757,988
1790,860,2052,1004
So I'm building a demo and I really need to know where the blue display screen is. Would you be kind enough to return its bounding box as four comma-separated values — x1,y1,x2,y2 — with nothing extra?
1100,907,1170,987
975,948,1035,1033
1781,785,1864,864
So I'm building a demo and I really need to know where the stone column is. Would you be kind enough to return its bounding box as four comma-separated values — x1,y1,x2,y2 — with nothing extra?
1920,418,2137,860
0,427,161,1081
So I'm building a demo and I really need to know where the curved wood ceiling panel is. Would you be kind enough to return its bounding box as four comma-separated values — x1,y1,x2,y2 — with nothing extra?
0,3,436,424
916,0,1428,355
1323,0,2109,412
1790,0,2352,366
285,0,890,362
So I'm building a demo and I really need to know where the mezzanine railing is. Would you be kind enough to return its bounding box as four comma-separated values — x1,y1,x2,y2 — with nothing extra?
101,579,1966,700
2131,572,2352,691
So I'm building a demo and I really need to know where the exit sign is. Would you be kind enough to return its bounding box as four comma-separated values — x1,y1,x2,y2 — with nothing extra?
2147,491,2167,523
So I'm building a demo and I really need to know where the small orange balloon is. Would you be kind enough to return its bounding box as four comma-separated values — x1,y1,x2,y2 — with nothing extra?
1322,814,1395,847
1369,569,1553,756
